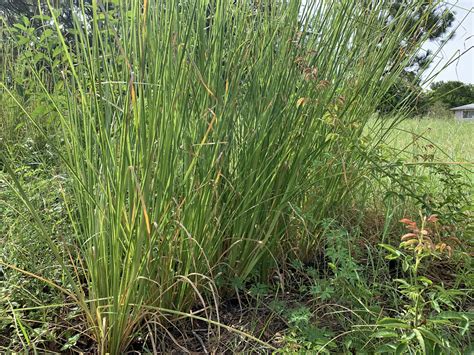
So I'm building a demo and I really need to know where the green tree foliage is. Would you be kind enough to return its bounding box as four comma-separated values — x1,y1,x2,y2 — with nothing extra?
389,0,455,72
378,0,455,115
0,0,34,22
0,0,91,28
429,81,474,108
378,72,428,116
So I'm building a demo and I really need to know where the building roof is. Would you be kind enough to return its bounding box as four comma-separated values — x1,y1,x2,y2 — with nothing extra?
450,103,474,111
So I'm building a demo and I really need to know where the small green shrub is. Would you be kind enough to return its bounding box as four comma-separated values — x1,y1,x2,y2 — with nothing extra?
376,215,472,354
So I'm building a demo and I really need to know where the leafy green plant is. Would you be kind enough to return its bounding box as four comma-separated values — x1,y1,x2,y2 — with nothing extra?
274,303,336,353
0,164,72,351
324,222,361,284
376,215,472,354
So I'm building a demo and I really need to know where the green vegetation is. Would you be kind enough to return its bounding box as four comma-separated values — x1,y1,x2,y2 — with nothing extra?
1,0,472,353
429,81,474,109
386,118,474,163
375,1,455,116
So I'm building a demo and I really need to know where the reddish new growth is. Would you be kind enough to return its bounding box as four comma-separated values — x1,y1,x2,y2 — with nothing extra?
399,215,454,257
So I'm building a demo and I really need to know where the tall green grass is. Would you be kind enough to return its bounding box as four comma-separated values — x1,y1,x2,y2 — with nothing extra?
1,0,451,352
388,118,474,163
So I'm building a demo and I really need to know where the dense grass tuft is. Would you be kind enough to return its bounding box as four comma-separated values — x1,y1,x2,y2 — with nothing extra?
2,1,469,352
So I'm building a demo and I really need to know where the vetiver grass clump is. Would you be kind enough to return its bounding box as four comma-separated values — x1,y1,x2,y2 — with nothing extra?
1,0,452,352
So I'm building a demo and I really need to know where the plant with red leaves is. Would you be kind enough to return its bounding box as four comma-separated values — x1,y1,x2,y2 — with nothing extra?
398,214,458,272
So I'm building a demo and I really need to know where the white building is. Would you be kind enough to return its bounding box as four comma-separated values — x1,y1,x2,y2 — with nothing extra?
450,103,474,120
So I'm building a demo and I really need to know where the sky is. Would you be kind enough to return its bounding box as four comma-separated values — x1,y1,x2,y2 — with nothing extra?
300,0,474,86
423,0,474,85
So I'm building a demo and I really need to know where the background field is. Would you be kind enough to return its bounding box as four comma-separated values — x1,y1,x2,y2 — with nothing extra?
388,118,474,163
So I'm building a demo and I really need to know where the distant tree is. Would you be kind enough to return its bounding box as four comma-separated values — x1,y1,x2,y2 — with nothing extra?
378,1,455,115
1,0,94,95
429,81,474,108
0,0,73,19
388,0,455,73
379,73,428,116
0,0,34,23
0,0,91,28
